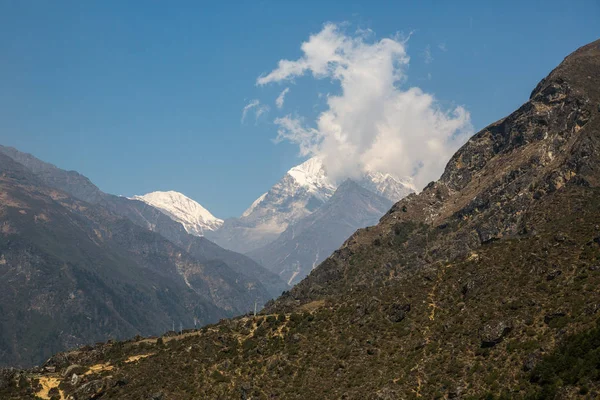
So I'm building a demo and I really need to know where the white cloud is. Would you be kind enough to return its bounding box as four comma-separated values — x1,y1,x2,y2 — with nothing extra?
275,87,290,109
273,115,321,156
241,99,269,123
438,42,447,52
258,23,473,190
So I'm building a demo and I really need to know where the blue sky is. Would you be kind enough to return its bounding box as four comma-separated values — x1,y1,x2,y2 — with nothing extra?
0,1,598,218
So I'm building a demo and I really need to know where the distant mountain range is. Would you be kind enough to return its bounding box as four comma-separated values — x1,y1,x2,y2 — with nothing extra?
128,157,415,285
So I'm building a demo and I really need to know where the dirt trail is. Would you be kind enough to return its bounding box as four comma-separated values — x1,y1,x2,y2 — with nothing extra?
84,362,114,375
125,353,154,363
35,376,64,400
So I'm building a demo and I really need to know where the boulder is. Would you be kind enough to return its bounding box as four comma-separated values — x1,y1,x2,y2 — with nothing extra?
71,373,82,386
480,321,512,347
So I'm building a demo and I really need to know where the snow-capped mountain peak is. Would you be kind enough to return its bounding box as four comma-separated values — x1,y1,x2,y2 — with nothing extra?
131,190,223,236
287,157,335,201
360,170,416,202
240,157,336,221
241,192,267,218
208,158,337,253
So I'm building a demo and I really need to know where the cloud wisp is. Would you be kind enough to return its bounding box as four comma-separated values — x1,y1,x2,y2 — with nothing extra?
258,23,473,189
241,99,270,124
275,87,290,109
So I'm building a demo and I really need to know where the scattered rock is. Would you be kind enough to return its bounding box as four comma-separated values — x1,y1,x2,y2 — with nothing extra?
44,352,72,371
480,321,512,348
75,379,104,397
75,379,107,398
71,373,82,386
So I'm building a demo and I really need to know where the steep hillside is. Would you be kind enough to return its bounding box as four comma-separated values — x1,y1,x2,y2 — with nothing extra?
2,39,599,400
0,153,264,367
249,180,392,286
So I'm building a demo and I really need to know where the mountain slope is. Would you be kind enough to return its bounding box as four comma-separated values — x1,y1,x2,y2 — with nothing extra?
248,180,393,285
131,190,223,235
0,146,286,298
0,153,260,367
3,39,599,400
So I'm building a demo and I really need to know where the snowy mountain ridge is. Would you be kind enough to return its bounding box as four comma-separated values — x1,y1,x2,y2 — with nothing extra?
360,170,416,203
240,157,413,222
206,157,414,254
131,190,223,236
134,158,415,255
